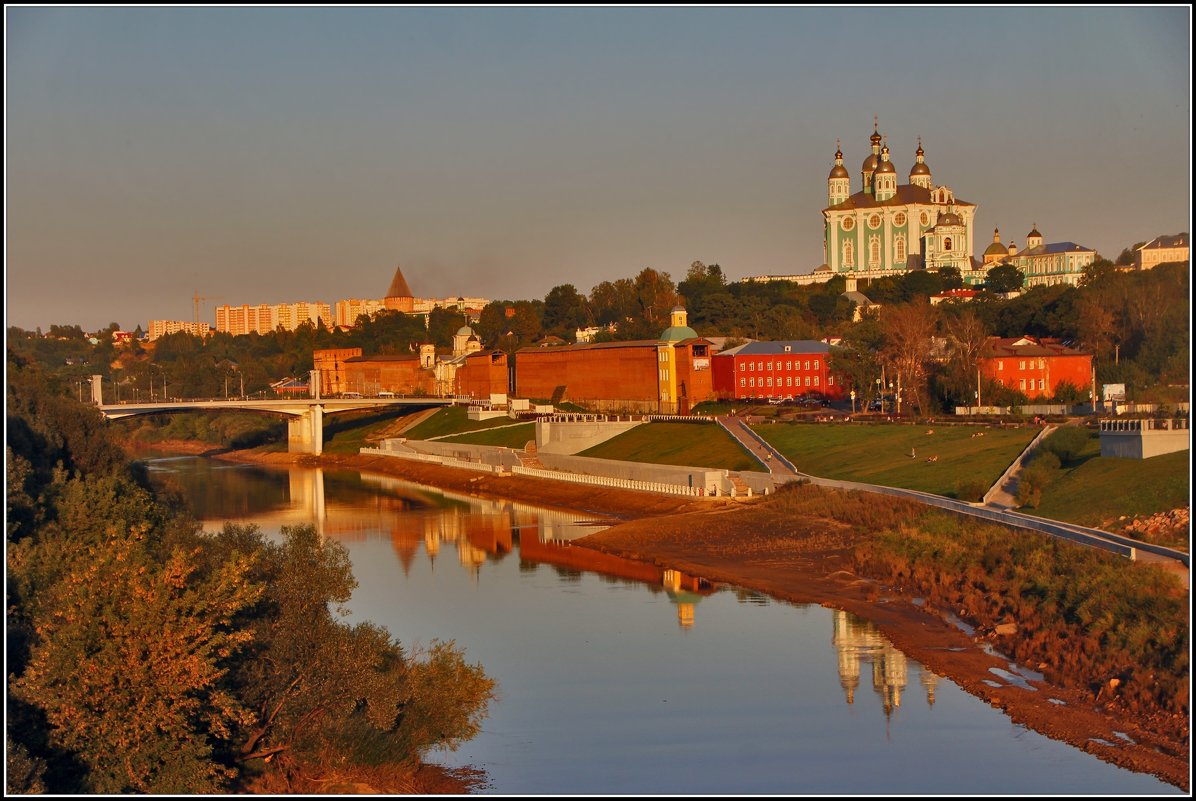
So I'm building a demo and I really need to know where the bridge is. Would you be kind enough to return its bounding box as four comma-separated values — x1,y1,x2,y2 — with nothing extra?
89,374,450,455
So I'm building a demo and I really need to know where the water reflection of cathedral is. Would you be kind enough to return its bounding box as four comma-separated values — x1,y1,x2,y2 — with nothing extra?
832,610,938,714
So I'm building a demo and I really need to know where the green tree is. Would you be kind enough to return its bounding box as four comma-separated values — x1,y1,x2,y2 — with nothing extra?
986,263,1025,293
542,284,591,339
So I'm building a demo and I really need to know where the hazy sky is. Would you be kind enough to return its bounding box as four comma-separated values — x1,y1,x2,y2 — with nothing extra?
6,6,1191,332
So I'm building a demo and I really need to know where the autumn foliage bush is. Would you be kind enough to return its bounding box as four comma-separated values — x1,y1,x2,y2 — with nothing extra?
854,511,1189,725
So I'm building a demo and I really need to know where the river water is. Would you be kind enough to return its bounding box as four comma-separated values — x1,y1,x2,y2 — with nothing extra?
147,456,1176,795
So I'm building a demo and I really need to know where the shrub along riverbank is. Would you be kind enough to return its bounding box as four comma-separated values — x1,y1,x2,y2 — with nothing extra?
6,358,495,794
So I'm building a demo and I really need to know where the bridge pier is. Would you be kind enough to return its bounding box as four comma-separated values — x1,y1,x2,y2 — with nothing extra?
287,404,325,455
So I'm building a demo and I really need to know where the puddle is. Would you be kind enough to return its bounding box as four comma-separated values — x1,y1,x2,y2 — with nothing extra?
989,667,1038,691
1113,731,1136,744
982,679,1004,688
945,613,975,637
911,597,925,607
1048,698,1067,706
1088,738,1116,747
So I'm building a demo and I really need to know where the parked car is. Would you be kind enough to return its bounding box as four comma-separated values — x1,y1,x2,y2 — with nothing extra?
342,391,363,399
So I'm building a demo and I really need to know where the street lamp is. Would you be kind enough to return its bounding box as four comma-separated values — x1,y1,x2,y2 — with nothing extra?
850,389,856,415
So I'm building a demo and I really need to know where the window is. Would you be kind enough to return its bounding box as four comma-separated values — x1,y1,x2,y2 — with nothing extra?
740,361,746,371
768,362,774,371
894,212,907,227
813,359,819,370
814,376,820,386
749,377,755,388
870,236,880,265
1019,360,1025,370
805,360,811,371
659,350,668,362
828,375,834,385
895,234,906,263
842,217,855,231
1020,379,1026,391
660,369,668,381
843,240,854,267
868,213,881,229
786,377,792,387
750,362,755,371
1039,379,1045,391
740,377,745,388
786,361,792,370
944,237,953,251
998,361,1004,371
767,377,773,387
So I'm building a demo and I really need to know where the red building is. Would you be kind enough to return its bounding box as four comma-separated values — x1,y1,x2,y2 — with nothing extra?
515,308,714,413
455,350,510,399
978,336,1092,400
711,341,845,401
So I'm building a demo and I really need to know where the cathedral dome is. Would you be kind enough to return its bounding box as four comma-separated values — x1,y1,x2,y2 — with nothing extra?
1027,225,1042,238
861,153,879,173
937,210,962,227
829,164,849,179
875,158,896,174
983,240,1008,258
909,162,931,176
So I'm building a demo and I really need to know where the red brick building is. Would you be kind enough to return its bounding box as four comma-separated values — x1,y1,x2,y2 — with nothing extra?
313,348,364,396
711,341,845,401
343,354,436,396
978,336,1092,400
455,350,511,399
514,308,715,413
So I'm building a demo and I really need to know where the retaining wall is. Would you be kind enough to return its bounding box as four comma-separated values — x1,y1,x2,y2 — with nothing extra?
981,425,1055,506
538,451,726,494
535,417,644,454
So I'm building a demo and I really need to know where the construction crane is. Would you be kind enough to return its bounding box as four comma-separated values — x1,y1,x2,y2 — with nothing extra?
193,291,223,324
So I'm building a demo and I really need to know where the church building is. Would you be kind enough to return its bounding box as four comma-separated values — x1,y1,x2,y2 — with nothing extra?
823,123,978,282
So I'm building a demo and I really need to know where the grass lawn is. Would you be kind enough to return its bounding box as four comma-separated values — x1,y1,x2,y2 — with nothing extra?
438,423,537,449
400,406,523,440
579,422,763,472
1028,434,1190,529
753,421,1037,498
313,410,413,455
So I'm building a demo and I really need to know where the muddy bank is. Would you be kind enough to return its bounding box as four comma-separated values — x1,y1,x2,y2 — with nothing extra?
576,501,1190,792
203,446,1187,791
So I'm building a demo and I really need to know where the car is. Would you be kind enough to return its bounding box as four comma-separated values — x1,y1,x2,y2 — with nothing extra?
342,391,363,399
377,391,396,398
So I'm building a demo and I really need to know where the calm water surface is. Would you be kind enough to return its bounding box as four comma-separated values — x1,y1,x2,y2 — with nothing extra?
148,456,1177,795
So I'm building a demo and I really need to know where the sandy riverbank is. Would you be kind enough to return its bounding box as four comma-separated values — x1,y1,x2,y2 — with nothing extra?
195,445,1188,791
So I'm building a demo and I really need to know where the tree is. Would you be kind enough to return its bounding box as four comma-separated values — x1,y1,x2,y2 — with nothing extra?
828,318,886,401
10,523,261,793
633,268,680,331
1078,257,1118,288
985,263,1025,293
542,284,591,339
880,300,939,415
589,279,636,326
937,266,964,290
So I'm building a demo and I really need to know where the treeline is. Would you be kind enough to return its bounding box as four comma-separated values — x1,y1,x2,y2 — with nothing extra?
5,353,495,793
8,257,1188,412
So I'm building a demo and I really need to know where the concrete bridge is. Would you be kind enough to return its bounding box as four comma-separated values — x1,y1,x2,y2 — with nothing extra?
89,374,450,455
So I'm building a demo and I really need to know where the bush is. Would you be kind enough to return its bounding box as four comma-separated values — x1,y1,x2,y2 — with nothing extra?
1029,450,1061,471
953,479,988,502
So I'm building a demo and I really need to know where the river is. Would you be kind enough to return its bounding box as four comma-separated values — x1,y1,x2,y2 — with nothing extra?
147,455,1176,794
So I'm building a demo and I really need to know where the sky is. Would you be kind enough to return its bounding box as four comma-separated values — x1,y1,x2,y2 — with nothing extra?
5,6,1192,332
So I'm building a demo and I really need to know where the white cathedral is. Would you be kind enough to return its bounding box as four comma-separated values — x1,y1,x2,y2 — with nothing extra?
822,123,980,281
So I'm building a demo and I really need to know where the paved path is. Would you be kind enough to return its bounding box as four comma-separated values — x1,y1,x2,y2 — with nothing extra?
718,415,803,480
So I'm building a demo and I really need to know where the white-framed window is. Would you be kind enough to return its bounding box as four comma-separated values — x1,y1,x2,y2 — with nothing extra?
895,234,906,263
758,361,763,371
1020,379,1026,391
1019,360,1025,370
843,240,854,268
813,359,819,369
740,361,746,371
805,360,811,370
660,369,668,381
750,362,755,371
740,377,746,387
786,377,792,387
1039,379,1045,391
767,377,773,387
805,376,811,386
768,362,773,371
828,375,834,385
749,377,755,388
814,376,820,386
786,361,792,370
